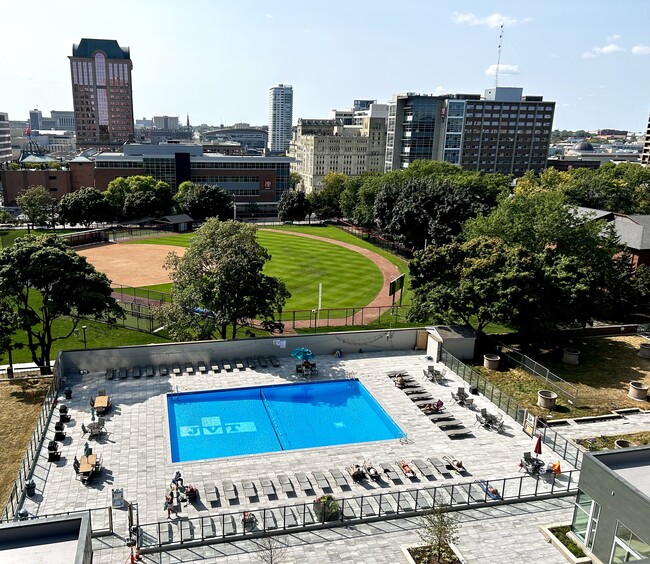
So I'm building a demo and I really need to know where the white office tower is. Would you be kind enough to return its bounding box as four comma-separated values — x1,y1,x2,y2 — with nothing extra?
268,84,293,153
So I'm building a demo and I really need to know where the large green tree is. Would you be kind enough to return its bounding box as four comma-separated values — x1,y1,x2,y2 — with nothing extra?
104,175,173,220
16,186,56,230
58,187,110,227
309,172,348,218
173,181,233,220
0,235,122,373
157,219,290,340
277,190,310,221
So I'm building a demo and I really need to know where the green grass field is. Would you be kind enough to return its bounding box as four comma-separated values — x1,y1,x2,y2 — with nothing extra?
130,229,387,311
0,228,82,248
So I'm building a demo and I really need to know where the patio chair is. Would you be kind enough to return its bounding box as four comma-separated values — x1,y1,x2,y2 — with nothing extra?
132,366,141,378
223,480,238,501
277,474,294,495
295,364,304,375
98,389,106,397
260,477,275,497
172,364,181,375
205,484,219,504
221,359,233,372
269,355,280,367
428,457,449,477
145,365,154,377
411,459,435,480
119,367,127,379
445,428,473,438
159,364,169,377
233,358,245,371
379,462,400,483
295,472,312,492
242,480,257,499
105,368,115,380
197,361,207,373
329,468,348,489
521,452,544,474
312,471,330,490
257,356,268,368
185,363,194,374
210,360,221,373
475,413,487,427
245,357,256,369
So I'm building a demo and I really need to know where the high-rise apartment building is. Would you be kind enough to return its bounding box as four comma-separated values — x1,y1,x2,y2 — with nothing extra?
268,84,293,153
0,113,11,163
642,113,650,167
385,87,555,176
29,109,42,131
69,38,134,150
289,103,388,193
153,116,180,130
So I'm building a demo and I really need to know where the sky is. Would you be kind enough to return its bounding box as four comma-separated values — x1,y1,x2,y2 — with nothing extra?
3,0,650,132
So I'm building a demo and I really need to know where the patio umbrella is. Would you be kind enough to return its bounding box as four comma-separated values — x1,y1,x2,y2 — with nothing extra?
90,407,95,422
291,347,315,361
534,433,543,459
84,442,90,457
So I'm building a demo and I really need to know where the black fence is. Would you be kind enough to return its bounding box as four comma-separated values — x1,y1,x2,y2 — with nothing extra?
336,220,413,258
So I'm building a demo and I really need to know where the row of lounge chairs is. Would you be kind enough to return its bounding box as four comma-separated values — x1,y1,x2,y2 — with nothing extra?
387,371,473,439
204,457,471,505
105,356,282,380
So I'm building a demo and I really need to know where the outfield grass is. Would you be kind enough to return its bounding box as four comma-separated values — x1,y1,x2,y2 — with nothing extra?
0,228,83,248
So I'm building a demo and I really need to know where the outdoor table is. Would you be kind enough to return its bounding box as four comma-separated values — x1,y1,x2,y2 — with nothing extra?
79,454,97,474
94,396,109,409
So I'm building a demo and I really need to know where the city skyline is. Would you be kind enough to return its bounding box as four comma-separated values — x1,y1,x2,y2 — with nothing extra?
3,0,650,132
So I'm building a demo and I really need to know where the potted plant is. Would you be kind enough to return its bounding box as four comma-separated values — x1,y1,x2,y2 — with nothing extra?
313,494,340,521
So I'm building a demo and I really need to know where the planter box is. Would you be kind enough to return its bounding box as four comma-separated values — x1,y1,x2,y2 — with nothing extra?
628,381,649,401
538,390,558,410
639,343,650,358
483,354,500,370
539,524,591,564
401,543,466,564
562,348,580,365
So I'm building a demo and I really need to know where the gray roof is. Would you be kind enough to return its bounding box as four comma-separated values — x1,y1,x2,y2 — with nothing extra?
157,214,193,224
576,206,650,250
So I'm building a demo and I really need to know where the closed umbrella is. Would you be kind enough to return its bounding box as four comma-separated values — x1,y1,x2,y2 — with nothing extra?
291,347,315,361
90,407,96,422
534,433,543,459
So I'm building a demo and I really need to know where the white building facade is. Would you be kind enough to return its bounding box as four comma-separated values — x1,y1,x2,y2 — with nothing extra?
268,84,293,153
0,113,11,163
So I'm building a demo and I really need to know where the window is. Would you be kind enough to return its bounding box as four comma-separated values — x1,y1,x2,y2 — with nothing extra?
571,491,600,550
610,522,650,563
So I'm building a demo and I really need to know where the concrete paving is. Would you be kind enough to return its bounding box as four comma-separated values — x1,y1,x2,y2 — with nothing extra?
23,350,581,562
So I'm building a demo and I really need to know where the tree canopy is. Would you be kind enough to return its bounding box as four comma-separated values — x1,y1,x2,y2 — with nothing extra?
58,187,110,227
104,176,173,220
0,235,122,372
16,186,56,230
157,219,290,340
308,172,348,218
277,189,310,221
173,181,234,220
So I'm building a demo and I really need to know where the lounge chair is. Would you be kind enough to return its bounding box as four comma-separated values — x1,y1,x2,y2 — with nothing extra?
443,455,466,474
277,474,294,495
363,461,381,481
205,484,219,504
257,356,268,368
329,468,348,489
264,510,278,530
198,361,207,373
185,363,194,374
172,364,181,375
398,460,417,478
295,472,312,492
105,368,115,380
223,480,238,501
411,459,435,480
158,364,169,376
312,471,330,490
245,357,256,369
295,364,304,376
119,367,127,379
436,418,463,429
428,457,450,477
242,480,257,499
132,367,141,378
210,360,221,373
445,428,473,438
346,464,366,482
221,359,233,372
260,477,275,497
409,393,433,402
145,365,154,377
233,358,245,371
223,516,236,536
520,452,544,474
477,480,501,500
269,355,280,367
380,462,400,483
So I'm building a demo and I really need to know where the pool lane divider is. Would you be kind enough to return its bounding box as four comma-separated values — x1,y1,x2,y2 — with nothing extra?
259,389,286,451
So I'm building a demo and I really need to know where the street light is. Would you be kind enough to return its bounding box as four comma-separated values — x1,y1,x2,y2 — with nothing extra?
233,202,237,221
82,325,87,349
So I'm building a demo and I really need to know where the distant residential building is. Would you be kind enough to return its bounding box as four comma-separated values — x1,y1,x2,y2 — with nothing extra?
0,113,11,163
50,111,75,130
289,103,388,193
642,113,650,167
153,116,179,130
385,87,555,177
135,118,153,129
564,140,641,164
597,128,627,137
268,84,293,153
69,38,134,149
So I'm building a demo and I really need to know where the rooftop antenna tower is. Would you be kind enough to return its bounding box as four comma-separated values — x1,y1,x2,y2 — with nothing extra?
495,23,504,88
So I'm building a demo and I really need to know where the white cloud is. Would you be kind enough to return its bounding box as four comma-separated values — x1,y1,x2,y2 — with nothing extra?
451,11,526,28
432,86,449,95
632,44,650,55
582,43,624,58
484,63,519,76
265,13,274,23
607,34,622,42
593,43,624,55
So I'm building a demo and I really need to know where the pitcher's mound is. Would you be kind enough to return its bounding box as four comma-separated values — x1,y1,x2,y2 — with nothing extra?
78,243,185,287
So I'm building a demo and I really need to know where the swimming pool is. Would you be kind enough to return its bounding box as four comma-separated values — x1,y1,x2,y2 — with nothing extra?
167,380,404,462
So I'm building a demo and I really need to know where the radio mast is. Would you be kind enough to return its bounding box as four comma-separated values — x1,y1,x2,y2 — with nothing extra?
495,24,504,88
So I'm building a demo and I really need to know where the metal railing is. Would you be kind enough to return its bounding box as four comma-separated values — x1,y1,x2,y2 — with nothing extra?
1,377,58,520
440,349,524,424
540,425,584,469
502,347,580,405
0,505,119,537
336,219,414,258
112,284,172,307
136,471,578,551
276,305,413,331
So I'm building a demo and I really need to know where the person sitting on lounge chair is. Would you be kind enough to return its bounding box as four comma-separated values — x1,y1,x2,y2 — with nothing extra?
348,464,366,481
363,461,380,480
395,375,405,389
422,399,444,413
399,460,416,477
449,458,464,471
171,471,184,488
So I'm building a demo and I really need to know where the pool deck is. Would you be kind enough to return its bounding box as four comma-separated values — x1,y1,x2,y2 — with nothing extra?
24,350,581,562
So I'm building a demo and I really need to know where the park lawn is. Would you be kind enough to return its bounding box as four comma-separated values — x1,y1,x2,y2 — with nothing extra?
0,228,83,248
477,335,650,418
0,378,51,507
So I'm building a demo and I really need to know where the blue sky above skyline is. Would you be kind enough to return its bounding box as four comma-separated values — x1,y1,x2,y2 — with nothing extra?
3,0,650,132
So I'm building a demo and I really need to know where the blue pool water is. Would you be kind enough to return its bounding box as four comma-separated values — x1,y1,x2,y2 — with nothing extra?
167,380,404,462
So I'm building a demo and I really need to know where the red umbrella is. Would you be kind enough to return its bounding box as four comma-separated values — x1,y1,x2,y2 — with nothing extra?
534,433,543,458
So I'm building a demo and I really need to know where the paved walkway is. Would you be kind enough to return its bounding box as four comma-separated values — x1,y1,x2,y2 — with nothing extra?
24,351,580,563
